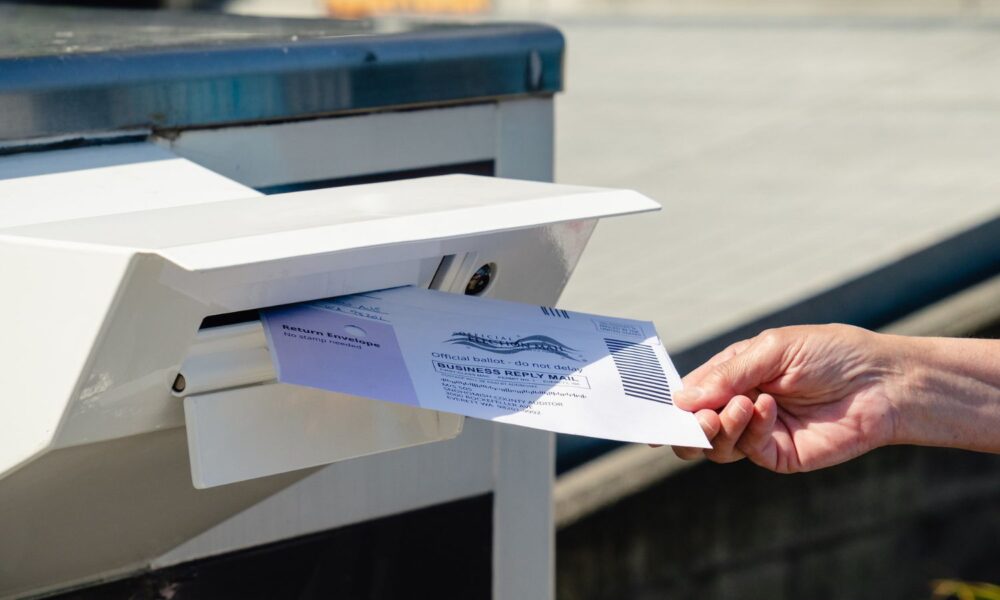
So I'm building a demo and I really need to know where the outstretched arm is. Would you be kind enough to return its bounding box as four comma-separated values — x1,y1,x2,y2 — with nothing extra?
671,324,1000,473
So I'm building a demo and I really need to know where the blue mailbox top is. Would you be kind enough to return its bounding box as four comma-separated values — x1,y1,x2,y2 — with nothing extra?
0,6,564,141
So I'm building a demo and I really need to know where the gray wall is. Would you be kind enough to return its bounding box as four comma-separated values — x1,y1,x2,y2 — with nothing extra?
559,442,1000,599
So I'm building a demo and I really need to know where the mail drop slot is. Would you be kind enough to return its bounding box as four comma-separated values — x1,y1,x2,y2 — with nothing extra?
172,254,463,489
1,171,658,468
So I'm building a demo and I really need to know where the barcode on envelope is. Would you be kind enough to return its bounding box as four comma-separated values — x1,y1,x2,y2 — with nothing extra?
540,306,570,319
604,338,672,405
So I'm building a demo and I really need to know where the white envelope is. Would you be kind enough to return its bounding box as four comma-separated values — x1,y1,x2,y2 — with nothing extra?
261,286,710,448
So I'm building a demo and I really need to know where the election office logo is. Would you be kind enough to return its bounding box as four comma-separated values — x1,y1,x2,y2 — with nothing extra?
445,331,584,361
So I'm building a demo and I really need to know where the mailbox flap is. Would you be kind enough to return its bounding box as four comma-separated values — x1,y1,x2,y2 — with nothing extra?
0,174,660,271
184,383,464,489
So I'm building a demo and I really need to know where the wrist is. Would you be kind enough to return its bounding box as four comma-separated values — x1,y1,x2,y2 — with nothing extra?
885,334,938,447
886,334,1000,451
865,331,919,447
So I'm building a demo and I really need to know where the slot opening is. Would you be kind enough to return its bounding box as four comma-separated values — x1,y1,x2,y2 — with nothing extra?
197,254,460,331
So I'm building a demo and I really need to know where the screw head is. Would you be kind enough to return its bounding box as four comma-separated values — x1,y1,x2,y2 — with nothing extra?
465,263,494,296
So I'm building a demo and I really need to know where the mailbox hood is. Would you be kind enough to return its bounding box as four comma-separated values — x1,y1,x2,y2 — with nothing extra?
3,174,657,271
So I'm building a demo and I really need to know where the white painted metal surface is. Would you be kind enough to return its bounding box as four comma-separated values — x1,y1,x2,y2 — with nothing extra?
173,321,275,397
0,143,257,228
161,104,497,190
185,384,465,489
0,112,652,598
492,97,558,600
177,316,466,489
8,174,656,272
0,144,298,599
156,418,499,567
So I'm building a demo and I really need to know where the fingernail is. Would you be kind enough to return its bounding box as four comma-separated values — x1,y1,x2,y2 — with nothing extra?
675,386,704,409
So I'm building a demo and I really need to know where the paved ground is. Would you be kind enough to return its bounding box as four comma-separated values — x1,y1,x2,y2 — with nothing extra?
550,11,1000,350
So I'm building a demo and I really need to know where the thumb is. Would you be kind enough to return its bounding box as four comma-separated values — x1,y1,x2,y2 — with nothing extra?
676,331,787,411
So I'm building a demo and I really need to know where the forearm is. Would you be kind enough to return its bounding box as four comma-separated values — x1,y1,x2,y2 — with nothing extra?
889,334,1000,452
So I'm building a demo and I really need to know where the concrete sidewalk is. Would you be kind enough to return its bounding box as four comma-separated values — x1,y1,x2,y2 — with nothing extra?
552,12,1000,352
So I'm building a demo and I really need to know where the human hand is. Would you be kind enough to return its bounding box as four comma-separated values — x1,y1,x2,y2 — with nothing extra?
671,324,906,473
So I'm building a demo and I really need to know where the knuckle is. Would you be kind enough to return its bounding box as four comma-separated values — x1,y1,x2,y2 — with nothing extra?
756,328,785,351
726,338,753,357
713,361,740,386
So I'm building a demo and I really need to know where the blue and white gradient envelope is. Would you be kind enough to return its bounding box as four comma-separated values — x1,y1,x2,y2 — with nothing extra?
260,286,710,447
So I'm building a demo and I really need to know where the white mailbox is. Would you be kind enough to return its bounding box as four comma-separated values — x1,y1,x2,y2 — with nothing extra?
0,144,657,597
0,7,635,599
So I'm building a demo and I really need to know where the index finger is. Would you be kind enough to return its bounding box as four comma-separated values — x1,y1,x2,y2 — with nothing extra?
676,331,788,412
682,338,753,389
